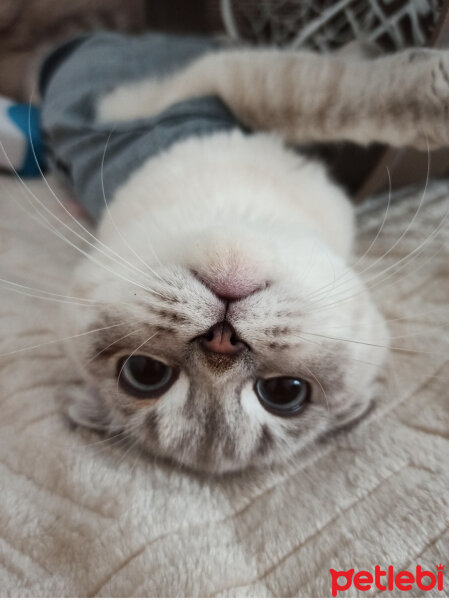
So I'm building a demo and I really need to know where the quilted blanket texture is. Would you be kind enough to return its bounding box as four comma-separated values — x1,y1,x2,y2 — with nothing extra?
0,174,448,597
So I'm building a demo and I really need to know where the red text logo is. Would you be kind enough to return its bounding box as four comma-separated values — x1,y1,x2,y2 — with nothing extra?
330,564,445,597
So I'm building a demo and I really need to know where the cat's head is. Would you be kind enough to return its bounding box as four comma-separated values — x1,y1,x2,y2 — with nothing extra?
61,134,389,474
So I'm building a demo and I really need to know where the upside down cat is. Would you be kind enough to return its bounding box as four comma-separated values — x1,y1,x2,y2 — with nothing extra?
38,32,449,473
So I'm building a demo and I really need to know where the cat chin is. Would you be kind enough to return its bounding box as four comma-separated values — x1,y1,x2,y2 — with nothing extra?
97,132,356,260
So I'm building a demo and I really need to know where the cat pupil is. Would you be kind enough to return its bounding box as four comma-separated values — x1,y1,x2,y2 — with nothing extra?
119,356,175,397
264,378,302,404
128,356,167,386
255,377,310,416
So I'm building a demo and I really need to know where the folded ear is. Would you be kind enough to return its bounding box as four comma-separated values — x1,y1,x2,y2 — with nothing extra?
62,383,111,432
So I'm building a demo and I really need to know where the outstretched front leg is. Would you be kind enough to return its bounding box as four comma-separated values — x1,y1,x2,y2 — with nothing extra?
99,47,449,151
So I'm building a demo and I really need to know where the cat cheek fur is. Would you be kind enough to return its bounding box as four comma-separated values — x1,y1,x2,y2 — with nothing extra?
61,131,389,474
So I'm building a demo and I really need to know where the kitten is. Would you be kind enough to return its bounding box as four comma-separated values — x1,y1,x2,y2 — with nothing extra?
58,40,449,474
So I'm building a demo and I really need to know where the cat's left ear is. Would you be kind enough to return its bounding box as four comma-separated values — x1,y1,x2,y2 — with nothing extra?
62,383,111,432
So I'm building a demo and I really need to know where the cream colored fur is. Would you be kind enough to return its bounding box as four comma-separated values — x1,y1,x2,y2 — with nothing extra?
63,133,386,474
60,45,449,473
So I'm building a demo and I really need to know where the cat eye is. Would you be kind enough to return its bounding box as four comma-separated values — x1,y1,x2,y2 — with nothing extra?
255,376,310,416
118,355,178,398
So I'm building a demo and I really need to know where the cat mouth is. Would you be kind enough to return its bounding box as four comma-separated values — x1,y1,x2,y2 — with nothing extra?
190,269,269,303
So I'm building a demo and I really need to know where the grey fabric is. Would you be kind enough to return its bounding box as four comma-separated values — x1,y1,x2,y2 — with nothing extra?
40,32,246,222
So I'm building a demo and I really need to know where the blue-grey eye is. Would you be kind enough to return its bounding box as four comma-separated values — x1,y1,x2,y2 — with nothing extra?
255,376,310,416
118,355,177,398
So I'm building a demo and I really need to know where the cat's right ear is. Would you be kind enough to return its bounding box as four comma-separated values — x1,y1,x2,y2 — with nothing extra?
62,383,111,432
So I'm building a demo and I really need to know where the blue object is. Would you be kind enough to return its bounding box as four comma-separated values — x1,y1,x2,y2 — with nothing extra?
7,103,45,177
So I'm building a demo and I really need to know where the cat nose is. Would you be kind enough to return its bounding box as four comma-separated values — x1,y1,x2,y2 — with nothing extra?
200,321,244,355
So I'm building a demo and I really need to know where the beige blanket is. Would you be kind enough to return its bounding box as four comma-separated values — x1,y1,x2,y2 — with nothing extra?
0,174,448,597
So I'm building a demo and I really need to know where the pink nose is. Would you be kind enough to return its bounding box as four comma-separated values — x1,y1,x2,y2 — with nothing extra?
201,321,244,355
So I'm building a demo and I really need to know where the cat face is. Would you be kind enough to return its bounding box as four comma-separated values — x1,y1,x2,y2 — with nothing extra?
62,134,389,474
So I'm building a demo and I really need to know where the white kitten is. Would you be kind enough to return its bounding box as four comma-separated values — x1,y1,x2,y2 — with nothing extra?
62,44,449,473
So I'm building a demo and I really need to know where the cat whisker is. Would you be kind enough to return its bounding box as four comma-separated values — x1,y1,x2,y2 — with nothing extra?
83,327,144,367
2,142,140,281
304,168,393,305
291,332,389,370
359,193,448,294
1,152,145,283
305,194,448,315
304,144,432,308
34,431,134,464
293,318,449,349
133,216,174,283
305,306,449,328
354,144,430,277
115,333,158,396
0,285,113,308
381,307,449,325
26,92,165,288
69,410,148,453
100,127,169,285
81,429,127,450
73,429,143,465
107,124,181,287
0,318,145,359
0,277,136,308
1,140,174,299
298,329,449,356
364,233,447,295
351,166,393,269
323,224,446,316
0,164,86,251
300,361,330,412
111,431,144,470
130,443,145,476
387,322,449,339
76,413,149,465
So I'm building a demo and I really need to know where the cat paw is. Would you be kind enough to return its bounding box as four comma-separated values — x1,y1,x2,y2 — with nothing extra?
405,49,449,149
427,53,449,145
